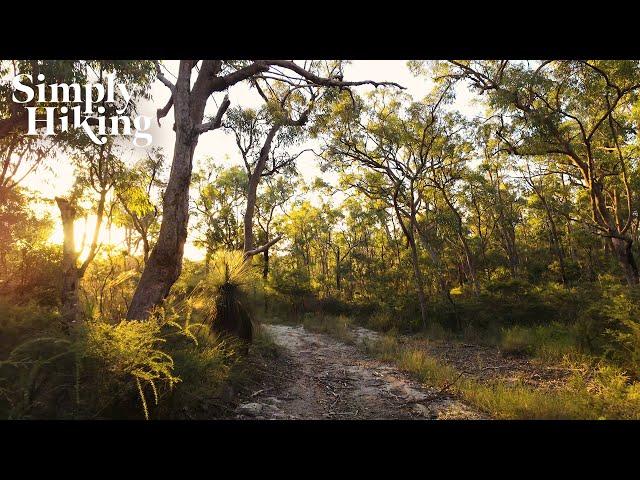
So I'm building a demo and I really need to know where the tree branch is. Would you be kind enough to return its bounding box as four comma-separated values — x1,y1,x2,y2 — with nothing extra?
156,94,173,126
195,95,231,134
244,234,283,258
264,60,406,90
155,61,176,92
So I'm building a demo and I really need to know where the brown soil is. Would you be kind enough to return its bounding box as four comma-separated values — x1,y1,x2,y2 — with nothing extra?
233,324,483,420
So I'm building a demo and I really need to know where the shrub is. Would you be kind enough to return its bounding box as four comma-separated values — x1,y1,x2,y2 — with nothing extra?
600,285,640,377
367,310,400,332
0,301,244,420
0,298,61,358
81,317,181,419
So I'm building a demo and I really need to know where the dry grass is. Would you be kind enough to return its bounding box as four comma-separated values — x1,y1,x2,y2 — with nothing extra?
363,333,640,419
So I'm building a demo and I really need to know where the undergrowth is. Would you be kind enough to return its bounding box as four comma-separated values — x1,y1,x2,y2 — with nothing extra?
362,334,640,419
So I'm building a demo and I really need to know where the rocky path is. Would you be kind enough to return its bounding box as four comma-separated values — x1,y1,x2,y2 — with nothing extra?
235,324,482,420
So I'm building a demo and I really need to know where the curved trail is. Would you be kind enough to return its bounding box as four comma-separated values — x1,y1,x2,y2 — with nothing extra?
236,324,482,420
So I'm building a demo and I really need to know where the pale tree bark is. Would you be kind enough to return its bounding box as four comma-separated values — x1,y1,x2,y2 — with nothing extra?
56,191,107,329
239,92,313,258
57,198,80,327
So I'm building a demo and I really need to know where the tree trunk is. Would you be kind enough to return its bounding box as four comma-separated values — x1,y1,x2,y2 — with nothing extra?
546,215,567,285
262,248,269,280
529,181,567,285
440,187,479,294
142,234,150,264
243,124,280,255
205,249,212,275
611,237,640,286
56,198,80,328
243,175,258,254
335,247,341,291
416,228,459,328
392,198,428,328
127,62,208,320
408,238,429,329
458,232,479,293
127,136,197,319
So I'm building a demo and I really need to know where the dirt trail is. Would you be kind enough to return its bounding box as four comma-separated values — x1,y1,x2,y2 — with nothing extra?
235,324,483,420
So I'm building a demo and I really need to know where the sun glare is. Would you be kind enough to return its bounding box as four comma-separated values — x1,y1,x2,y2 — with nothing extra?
47,214,206,262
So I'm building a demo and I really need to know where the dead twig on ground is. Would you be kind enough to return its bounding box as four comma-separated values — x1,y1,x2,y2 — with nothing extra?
250,387,273,397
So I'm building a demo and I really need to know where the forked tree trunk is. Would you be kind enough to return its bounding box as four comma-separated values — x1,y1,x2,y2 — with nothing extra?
56,191,106,328
244,125,280,255
591,180,640,286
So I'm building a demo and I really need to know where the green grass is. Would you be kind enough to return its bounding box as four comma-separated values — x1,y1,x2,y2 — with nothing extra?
362,333,640,419
499,323,579,360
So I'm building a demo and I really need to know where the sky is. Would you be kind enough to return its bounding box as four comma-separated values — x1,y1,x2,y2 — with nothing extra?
18,60,480,260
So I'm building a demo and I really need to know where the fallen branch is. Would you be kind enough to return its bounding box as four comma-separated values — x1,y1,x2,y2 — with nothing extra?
244,234,283,258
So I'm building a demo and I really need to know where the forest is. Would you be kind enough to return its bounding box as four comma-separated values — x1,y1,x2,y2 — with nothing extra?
2,60,640,420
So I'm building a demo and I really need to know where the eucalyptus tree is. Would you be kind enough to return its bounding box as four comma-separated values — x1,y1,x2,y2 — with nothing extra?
324,86,454,327
224,81,315,258
420,113,479,293
127,60,403,320
443,60,640,285
55,139,125,327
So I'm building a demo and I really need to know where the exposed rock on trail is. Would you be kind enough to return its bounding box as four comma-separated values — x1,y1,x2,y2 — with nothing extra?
235,324,482,420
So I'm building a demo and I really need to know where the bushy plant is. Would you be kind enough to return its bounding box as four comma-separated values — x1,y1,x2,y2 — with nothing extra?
599,285,640,377
0,296,246,420
0,298,61,357
81,316,181,419
200,250,259,345
367,310,403,332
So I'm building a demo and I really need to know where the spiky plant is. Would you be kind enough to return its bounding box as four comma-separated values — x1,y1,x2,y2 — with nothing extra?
204,251,259,349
